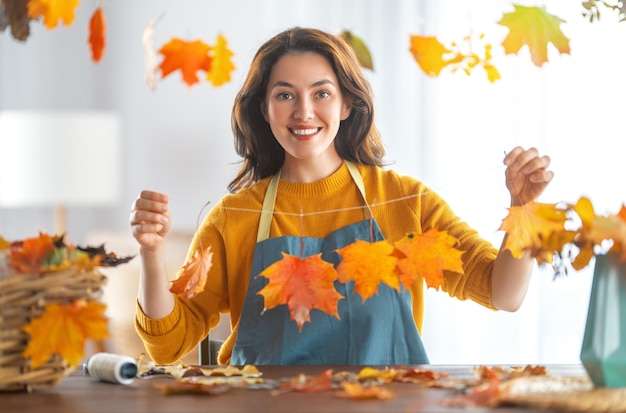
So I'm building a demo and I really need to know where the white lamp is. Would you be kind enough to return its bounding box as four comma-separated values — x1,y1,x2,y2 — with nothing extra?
0,110,122,235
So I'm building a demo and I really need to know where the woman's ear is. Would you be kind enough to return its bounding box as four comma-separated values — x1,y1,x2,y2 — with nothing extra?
340,96,352,121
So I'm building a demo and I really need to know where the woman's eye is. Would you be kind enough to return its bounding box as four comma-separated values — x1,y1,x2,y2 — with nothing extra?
317,90,330,99
277,92,292,100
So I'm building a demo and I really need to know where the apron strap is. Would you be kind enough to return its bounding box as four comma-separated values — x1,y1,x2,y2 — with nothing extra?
256,161,373,242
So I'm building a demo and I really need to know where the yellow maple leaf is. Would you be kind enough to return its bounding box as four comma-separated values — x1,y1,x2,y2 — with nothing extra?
22,299,109,369
499,201,571,261
258,252,343,331
169,246,213,300
497,4,570,67
206,34,235,87
409,35,451,77
27,0,79,30
336,239,399,302
393,229,464,290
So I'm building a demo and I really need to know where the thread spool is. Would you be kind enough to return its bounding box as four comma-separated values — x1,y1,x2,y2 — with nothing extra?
83,353,138,385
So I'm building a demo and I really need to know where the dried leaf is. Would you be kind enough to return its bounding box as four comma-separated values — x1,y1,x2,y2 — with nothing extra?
258,253,343,331
22,299,109,369
88,6,106,62
336,382,395,400
142,19,158,90
169,246,213,300
340,30,374,70
497,4,570,67
27,0,79,30
394,229,464,290
409,35,451,76
275,369,333,393
336,239,399,302
206,34,235,87
158,37,212,87
0,0,34,41
9,231,55,274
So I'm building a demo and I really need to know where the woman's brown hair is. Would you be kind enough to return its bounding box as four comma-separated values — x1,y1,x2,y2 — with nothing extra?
229,27,385,193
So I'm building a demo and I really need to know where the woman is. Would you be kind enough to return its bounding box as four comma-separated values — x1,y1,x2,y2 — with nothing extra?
130,27,553,366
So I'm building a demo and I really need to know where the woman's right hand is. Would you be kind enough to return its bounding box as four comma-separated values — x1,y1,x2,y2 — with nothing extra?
129,190,172,250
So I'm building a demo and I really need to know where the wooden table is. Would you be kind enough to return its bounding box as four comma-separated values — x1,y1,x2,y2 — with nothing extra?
0,364,587,413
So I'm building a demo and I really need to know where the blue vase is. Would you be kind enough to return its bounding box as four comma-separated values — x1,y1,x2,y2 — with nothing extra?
580,253,626,387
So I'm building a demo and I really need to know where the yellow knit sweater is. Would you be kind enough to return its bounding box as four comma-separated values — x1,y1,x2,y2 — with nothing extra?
136,163,498,365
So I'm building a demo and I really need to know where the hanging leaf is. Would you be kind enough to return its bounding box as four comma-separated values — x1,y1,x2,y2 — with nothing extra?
169,246,213,300
499,201,572,263
497,4,570,67
206,33,235,87
22,299,109,369
409,35,451,76
142,19,158,90
27,0,80,30
88,6,106,62
393,229,464,291
336,239,399,302
0,0,35,41
340,30,374,70
158,37,212,87
257,253,344,332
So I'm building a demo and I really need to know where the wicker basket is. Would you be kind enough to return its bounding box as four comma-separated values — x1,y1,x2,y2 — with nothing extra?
0,268,107,392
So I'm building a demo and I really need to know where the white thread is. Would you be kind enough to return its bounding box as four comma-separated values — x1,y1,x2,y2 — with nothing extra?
84,353,138,385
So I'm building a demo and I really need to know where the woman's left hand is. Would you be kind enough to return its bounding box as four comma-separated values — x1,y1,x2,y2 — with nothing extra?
503,146,554,206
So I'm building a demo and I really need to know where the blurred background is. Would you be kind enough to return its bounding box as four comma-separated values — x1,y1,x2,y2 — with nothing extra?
1,0,625,365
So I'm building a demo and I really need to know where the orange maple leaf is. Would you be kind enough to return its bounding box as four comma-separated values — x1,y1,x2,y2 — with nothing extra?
27,0,79,30
499,201,572,263
169,246,213,300
258,253,344,332
22,299,109,369
409,35,451,77
9,231,55,274
336,239,399,302
158,38,212,87
497,4,570,67
88,6,106,62
393,229,464,290
206,34,235,87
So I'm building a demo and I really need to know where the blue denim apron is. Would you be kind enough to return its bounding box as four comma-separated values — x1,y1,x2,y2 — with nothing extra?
231,162,429,365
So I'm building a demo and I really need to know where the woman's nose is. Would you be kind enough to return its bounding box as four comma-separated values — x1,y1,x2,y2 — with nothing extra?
293,97,314,120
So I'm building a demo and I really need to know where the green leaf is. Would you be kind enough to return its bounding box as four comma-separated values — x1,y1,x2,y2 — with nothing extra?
340,30,374,71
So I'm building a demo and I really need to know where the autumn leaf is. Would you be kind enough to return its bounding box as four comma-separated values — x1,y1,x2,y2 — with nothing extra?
143,19,158,90
158,38,212,87
340,30,374,70
206,34,235,87
22,299,109,369
88,6,106,62
497,4,570,67
27,0,79,30
0,0,35,41
409,35,451,76
275,369,334,393
393,229,464,290
9,231,55,274
336,239,399,302
257,253,343,332
499,201,571,263
336,382,395,400
169,246,213,300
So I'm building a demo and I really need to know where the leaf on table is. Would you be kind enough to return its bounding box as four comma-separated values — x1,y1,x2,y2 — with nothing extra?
394,367,449,384
88,6,106,62
336,239,399,302
356,366,398,383
27,0,79,30
158,37,212,86
409,35,451,76
394,229,464,291
169,246,213,300
206,34,235,87
497,4,570,67
340,30,374,70
258,253,343,331
274,369,334,394
499,201,571,263
201,364,261,377
336,382,395,400
22,299,109,369
0,0,35,41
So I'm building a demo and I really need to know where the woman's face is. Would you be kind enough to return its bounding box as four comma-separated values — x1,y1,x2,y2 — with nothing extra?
262,52,352,180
